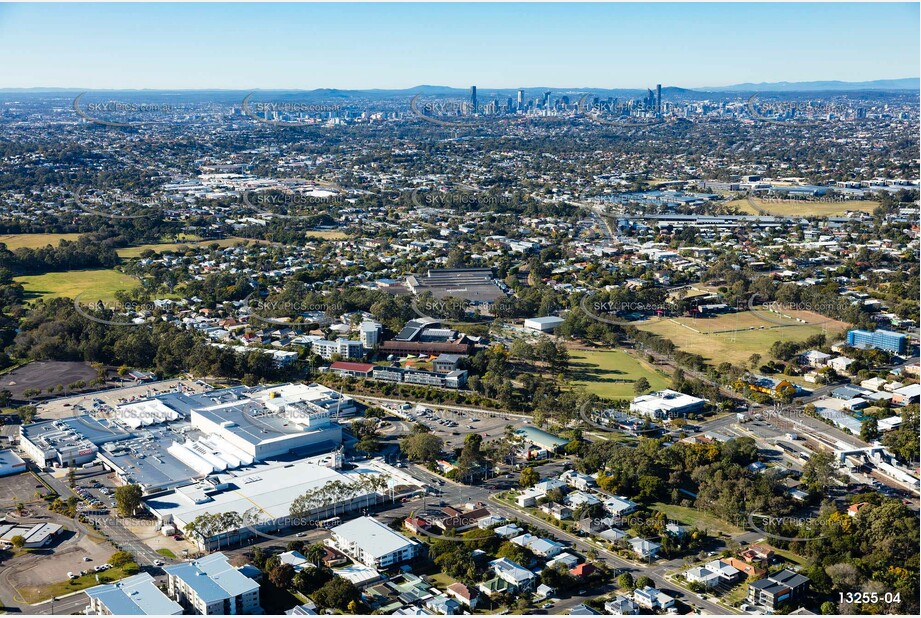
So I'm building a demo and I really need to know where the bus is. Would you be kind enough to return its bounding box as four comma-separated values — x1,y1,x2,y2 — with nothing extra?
319,517,341,529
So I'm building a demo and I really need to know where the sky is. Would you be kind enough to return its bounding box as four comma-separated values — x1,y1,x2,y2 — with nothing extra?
0,2,918,90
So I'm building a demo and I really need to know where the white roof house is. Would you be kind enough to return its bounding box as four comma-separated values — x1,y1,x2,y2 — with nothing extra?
565,491,601,508
685,566,720,587
489,557,536,589
629,538,661,559
705,559,741,581
603,496,638,516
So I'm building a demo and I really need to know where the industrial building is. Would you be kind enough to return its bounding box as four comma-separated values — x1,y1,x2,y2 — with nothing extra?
92,383,352,491
523,316,565,332
406,268,505,303
629,389,707,419
514,426,570,454
328,516,422,568
0,522,62,548
85,572,183,615
0,449,26,476
163,552,261,615
19,415,129,467
145,457,423,550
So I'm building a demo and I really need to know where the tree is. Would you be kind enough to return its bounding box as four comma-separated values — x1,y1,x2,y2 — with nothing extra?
16,405,36,424
269,563,295,590
114,484,143,517
496,541,531,565
617,572,635,590
456,433,485,483
313,576,361,610
350,419,380,455
109,551,135,567
10,535,25,549
293,566,333,595
820,601,837,614
860,417,880,442
518,467,539,488
400,432,443,463
636,575,653,589
801,451,838,493
633,377,651,395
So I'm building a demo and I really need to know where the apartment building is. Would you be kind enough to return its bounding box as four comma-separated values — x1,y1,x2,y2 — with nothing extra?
163,552,261,615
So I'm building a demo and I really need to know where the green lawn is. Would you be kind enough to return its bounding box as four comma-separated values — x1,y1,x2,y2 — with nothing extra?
0,233,84,250
15,269,140,303
636,311,848,367
156,548,177,558
116,237,271,258
567,348,669,399
427,572,458,589
651,502,743,536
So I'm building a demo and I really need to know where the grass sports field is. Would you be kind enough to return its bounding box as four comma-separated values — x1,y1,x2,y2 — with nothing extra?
726,196,879,217
0,233,84,249
15,269,140,302
115,233,343,258
116,237,275,258
636,310,848,367
568,348,669,399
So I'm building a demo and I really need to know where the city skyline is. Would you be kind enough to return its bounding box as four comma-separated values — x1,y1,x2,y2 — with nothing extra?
0,2,918,90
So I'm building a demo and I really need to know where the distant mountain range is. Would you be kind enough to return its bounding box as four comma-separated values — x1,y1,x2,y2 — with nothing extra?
701,78,919,92
1,78,917,97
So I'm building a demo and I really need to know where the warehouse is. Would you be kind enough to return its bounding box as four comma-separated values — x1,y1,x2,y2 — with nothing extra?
406,268,505,302
0,449,26,477
145,457,423,550
0,522,62,548
19,415,129,467
630,389,707,419
523,316,565,332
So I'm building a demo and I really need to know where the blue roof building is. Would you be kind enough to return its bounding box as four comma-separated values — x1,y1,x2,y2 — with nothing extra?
85,572,183,615
163,552,261,615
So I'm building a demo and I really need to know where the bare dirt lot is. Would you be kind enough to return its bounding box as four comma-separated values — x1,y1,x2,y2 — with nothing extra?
8,526,115,589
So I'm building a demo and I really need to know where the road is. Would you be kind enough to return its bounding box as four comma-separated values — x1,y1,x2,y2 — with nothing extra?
352,395,533,419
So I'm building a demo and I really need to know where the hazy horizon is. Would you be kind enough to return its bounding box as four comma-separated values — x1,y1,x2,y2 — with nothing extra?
0,2,918,90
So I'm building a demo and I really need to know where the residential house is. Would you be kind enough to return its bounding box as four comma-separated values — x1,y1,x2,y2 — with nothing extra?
604,595,639,615
748,569,810,610
633,586,674,610
629,538,661,560
445,583,478,609
486,557,536,593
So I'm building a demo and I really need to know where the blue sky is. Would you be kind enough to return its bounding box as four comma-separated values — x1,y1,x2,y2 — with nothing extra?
0,2,917,89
